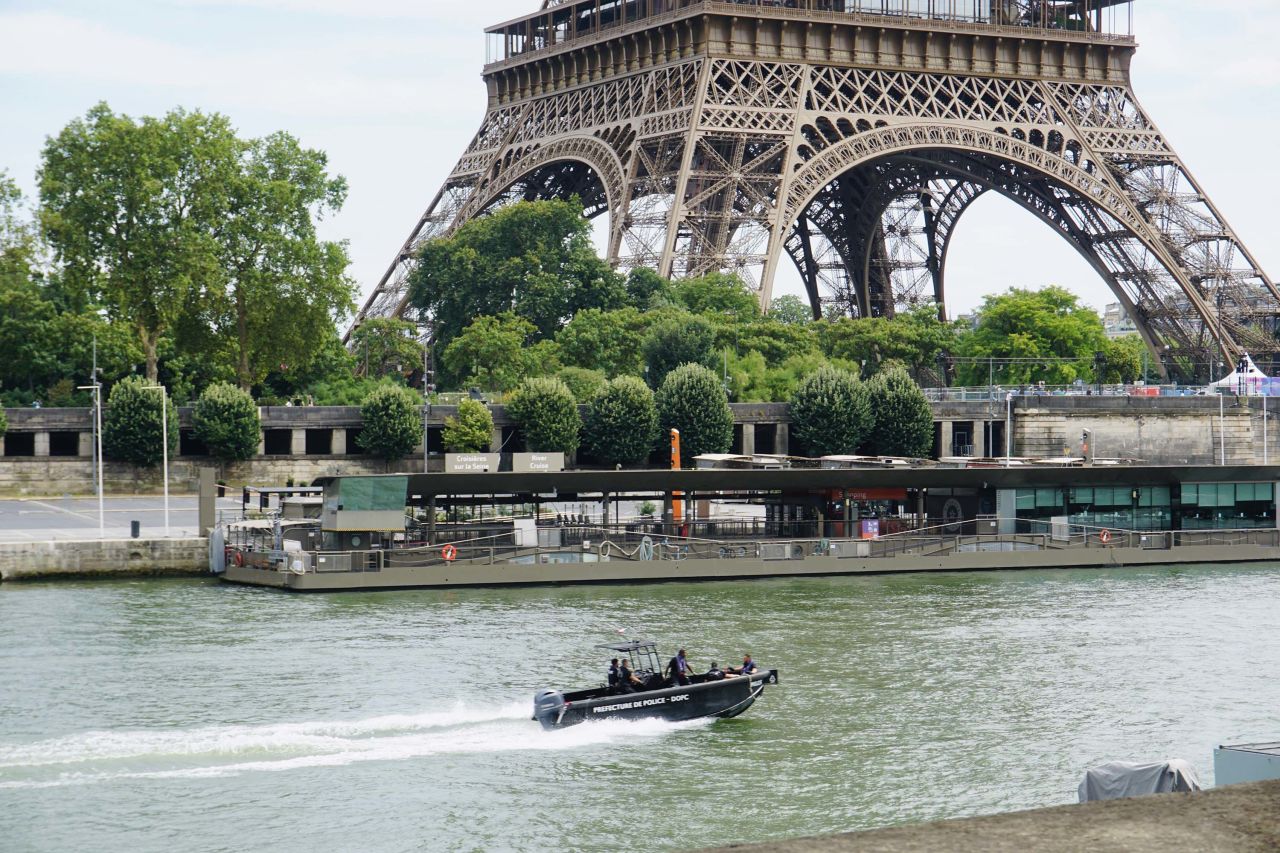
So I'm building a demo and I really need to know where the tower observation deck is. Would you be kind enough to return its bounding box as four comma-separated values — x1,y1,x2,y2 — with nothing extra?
354,0,1280,381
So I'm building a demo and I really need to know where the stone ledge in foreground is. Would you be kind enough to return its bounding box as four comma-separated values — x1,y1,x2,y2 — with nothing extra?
701,779,1280,853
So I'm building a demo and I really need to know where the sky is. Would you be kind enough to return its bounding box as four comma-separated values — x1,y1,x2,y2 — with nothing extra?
1,0,1278,321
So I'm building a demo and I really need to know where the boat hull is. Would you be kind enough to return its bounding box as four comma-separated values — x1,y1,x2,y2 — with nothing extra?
534,670,778,729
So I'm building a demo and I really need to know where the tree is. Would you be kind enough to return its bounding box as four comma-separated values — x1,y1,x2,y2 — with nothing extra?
554,307,648,378
655,363,733,465
192,382,261,465
0,406,7,443
863,367,934,458
442,313,553,392
408,199,625,350
556,367,607,403
818,306,956,380
584,376,659,466
357,383,421,461
669,272,761,318
625,267,671,308
506,377,581,455
954,287,1109,385
1103,335,1147,384
40,103,238,381
442,398,493,453
210,131,353,390
103,376,178,466
352,318,424,381
788,365,871,457
642,313,715,388
769,294,813,325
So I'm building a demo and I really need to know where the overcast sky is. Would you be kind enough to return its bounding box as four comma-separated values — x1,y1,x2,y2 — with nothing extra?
1,0,1277,320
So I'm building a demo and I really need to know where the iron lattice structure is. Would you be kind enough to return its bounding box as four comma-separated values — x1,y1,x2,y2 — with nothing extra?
353,0,1280,378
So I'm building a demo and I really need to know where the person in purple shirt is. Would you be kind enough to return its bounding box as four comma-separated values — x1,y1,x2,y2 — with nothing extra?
665,648,692,686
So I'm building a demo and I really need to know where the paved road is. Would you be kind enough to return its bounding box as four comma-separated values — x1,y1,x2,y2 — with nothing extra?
0,496,243,542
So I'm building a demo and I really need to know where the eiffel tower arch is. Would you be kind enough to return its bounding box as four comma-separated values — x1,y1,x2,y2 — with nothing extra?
353,1,1280,378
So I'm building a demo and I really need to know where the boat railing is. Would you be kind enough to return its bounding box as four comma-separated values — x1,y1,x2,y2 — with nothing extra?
225,520,1280,574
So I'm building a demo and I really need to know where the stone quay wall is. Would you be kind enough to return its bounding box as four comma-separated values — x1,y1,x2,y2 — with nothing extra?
0,537,208,582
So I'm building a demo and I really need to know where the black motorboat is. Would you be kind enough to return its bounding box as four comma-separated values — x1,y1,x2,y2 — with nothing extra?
532,640,779,730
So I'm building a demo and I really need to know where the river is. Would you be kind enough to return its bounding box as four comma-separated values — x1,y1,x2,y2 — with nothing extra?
2,564,1278,852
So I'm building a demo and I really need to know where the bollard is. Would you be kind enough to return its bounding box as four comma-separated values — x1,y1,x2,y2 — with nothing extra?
131,520,141,539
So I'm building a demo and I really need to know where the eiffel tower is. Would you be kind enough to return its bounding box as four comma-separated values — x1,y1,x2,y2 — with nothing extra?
353,0,1280,378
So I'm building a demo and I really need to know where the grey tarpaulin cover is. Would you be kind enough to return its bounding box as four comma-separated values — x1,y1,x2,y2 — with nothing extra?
1078,760,1202,802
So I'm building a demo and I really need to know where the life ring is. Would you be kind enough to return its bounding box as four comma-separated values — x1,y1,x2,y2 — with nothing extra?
1099,529,1112,544
441,543,457,562
233,550,244,567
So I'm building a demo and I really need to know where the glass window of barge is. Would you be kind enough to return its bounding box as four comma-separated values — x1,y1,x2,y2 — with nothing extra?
338,476,410,513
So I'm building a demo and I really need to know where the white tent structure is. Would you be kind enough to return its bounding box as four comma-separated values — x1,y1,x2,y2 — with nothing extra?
1207,354,1273,396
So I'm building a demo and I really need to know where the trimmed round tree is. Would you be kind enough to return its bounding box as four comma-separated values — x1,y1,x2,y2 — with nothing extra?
656,363,733,465
556,366,607,403
357,383,421,461
442,398,493,453
103,376,178,466
864,366,935,458
584,376,659,467
788,365,870,457
642,314,714,389
507,377,581,455
192,382,260,466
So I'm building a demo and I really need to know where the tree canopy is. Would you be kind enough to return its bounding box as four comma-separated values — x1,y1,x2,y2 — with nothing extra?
788,365,871,457
584,376,659,467
863,367,934,458
506,376,581,455
655,363,734,465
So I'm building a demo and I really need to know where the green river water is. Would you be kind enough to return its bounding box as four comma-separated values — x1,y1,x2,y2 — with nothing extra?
2,564,1279,852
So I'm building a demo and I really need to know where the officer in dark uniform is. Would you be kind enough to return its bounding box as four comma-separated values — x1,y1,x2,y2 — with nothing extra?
704,661,725,681
618,658,641,693
607,658,621,694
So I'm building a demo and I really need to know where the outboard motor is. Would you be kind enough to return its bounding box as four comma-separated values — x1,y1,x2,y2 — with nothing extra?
533,689,566,729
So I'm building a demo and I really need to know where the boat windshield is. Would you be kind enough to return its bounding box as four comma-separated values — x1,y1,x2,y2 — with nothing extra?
595,639,662,675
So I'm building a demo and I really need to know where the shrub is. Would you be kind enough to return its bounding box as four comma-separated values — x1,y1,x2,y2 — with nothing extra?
0,406,6,442
442,398,493,453
584,376,659,467
655,363,733,465
507,377,581,455
556,366,607,403
192,382,261,465
103,376,178,466
642,314,715,388
357,383,422,461
789,365,870,457
863,366,934,458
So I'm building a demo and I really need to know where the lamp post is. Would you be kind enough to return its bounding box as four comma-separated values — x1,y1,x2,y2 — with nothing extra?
76,379,104,535
1005,391,1013,462
141,384,170,536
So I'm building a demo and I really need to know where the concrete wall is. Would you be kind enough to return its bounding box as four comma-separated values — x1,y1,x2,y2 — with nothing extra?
0,537,208,581
0,457,394,497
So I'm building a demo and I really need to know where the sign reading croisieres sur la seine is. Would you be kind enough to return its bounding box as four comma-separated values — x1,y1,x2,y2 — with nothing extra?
445,453,498,473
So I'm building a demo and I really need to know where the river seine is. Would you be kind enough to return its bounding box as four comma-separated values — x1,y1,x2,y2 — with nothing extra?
2,564,1279,852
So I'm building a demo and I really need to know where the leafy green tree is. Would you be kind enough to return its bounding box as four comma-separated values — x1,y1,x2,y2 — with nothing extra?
352,318,424,381
554,307,648,378
556,366,607,403
210,131,353,390
0,407,6,441
655,363,733,464
357,383,422,461
717,318,820,366
40,103,238,381
1102,335,1146,383
643,314,715,388
625,267,671,308
192,382,261,465
584,375,659,466
409,199,625,349
818,305,956,380
506,377,581,455
103,376,178,466
788,365,871,457
669,272,760,318
954,287,1108,385
863,367,934,458
769,294,813,325
443,313,556,392
442,398,493,453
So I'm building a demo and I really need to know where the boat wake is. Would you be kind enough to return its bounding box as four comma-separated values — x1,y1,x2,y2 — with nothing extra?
0,701,707,789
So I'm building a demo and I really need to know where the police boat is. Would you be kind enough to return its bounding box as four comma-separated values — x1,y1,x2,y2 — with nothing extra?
532,640,779,730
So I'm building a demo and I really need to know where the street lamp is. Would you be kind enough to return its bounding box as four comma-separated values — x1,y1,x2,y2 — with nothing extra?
1005,391,1014,462
76,380,104,535
141,384,170,536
